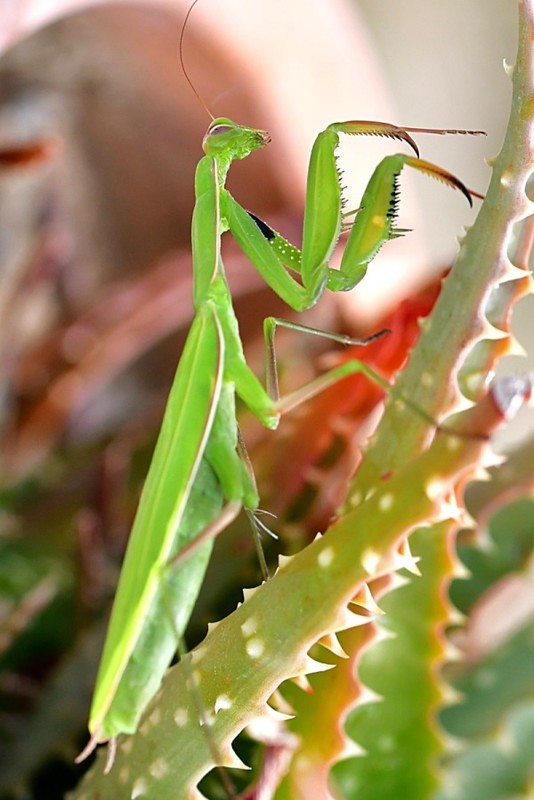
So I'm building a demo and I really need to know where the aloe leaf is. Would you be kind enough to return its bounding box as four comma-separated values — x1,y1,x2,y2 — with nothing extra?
437,700,534,800
69,394,509,799
331,522,456,799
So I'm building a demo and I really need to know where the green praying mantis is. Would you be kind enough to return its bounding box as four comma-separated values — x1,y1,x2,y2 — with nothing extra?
78,71,484,760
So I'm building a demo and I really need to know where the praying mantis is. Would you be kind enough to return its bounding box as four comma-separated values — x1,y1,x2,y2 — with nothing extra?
79,109,483,758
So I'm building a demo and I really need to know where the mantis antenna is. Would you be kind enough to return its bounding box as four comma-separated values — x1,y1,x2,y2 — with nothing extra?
179,0,215,120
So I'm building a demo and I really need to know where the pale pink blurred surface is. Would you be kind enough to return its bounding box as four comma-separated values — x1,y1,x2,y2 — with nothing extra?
0,0,429,321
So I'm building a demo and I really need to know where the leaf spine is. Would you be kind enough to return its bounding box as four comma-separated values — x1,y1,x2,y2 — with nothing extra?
352,583,385,614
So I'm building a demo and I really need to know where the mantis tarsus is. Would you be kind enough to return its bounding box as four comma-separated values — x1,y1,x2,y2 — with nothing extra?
79,109,483,759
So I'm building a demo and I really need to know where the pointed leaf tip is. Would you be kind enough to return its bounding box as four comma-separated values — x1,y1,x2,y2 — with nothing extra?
353,583,385,614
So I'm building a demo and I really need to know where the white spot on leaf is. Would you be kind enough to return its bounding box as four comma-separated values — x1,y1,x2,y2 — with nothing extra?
122,738,133,755
318,546,334,567
349,491,362,508
425,478,445,500
377,734,395,752
500,170,513,188
393,397,406,413
361,547,380,575
131,779,147,799
474,668,496,688
149,758,169,779
148,708,161,727
200,708,215,727
421,371,434,387
174,707,188,727
246,638,265,658
378,492,394,512
445,435,462,451
215,694,232,713
241,617,256,637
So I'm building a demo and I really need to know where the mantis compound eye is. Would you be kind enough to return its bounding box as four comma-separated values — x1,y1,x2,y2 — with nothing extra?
208,124,233,136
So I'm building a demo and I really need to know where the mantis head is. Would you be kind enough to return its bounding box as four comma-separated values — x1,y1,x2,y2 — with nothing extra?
202,117,270,163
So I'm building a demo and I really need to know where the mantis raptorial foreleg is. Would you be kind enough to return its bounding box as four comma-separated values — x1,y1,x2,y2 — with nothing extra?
223,120,482,301
80,114,483,759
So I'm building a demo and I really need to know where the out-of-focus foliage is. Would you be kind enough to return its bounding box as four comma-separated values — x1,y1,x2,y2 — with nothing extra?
0,2,533,800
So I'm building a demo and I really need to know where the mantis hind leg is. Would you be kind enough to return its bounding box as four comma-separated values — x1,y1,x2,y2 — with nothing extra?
204,394,273,579
260,316,441,437
263,317,390,404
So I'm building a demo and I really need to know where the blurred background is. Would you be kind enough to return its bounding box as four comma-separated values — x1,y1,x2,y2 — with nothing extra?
0,2,527,798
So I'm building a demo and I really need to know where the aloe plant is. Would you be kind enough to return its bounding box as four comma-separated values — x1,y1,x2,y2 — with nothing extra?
0,4,532,800
65,1,534,799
